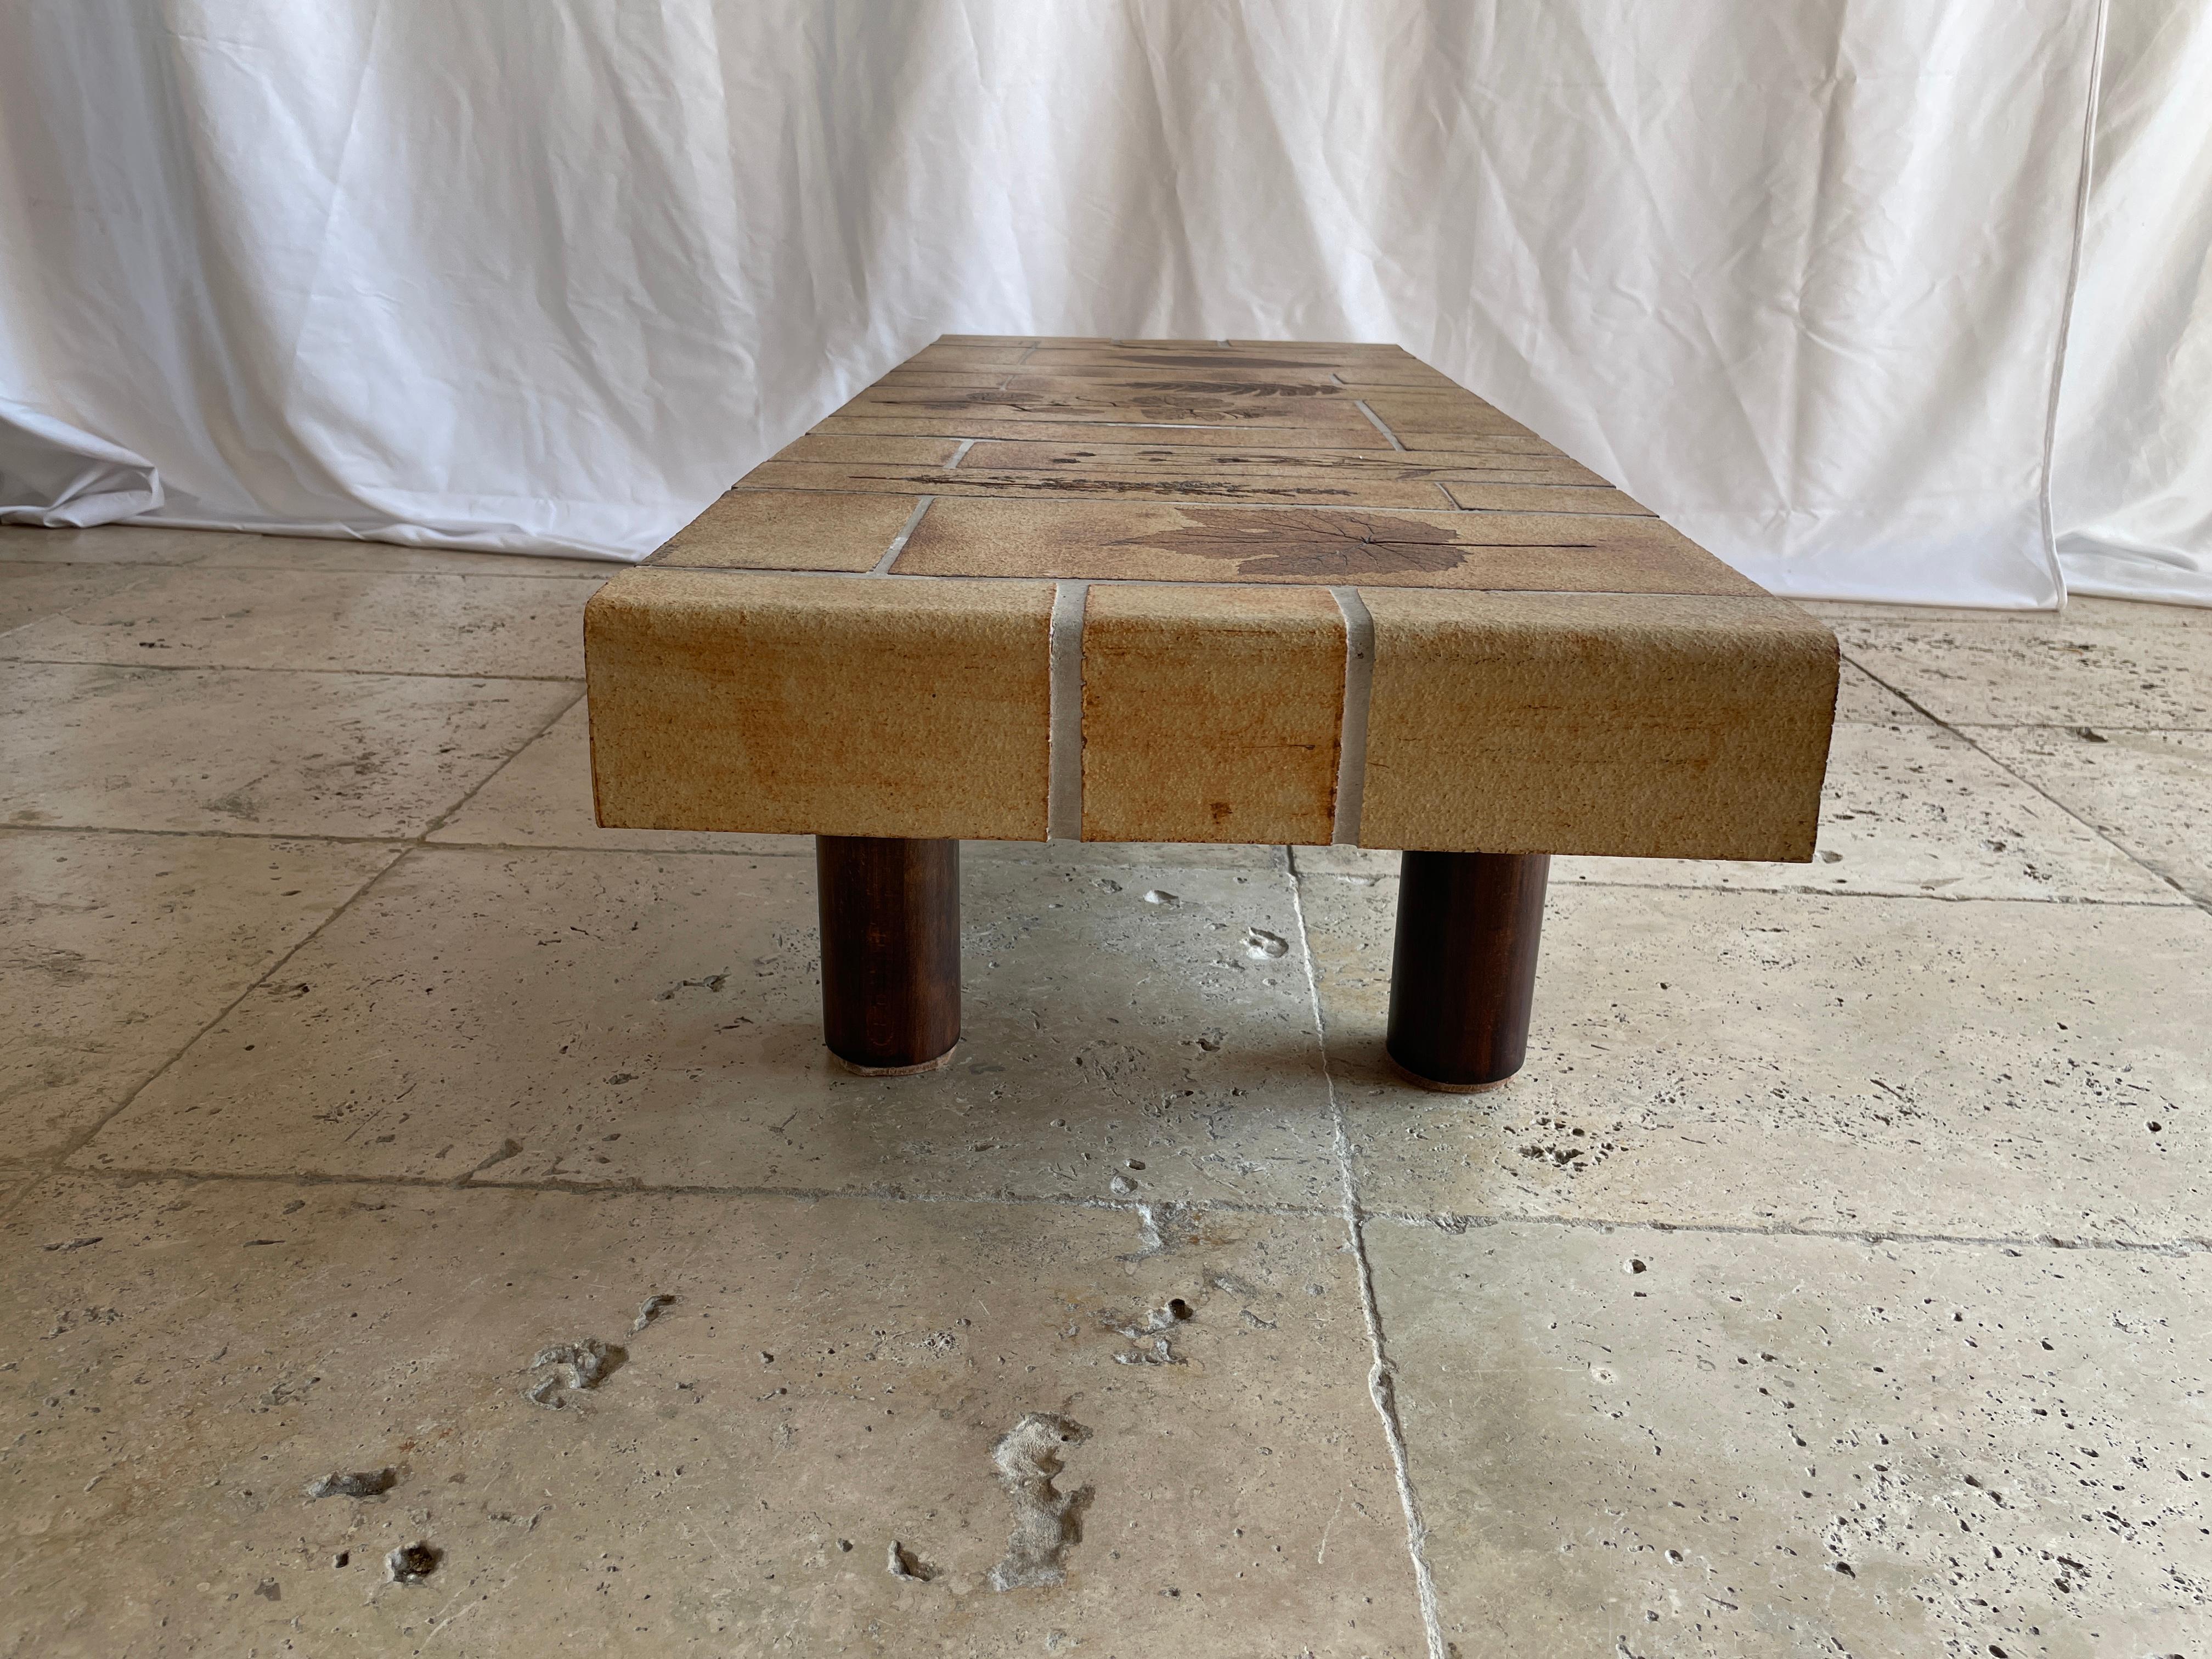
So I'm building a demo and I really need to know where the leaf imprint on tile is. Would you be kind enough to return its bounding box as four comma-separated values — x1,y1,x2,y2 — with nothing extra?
985,1414,1093,1592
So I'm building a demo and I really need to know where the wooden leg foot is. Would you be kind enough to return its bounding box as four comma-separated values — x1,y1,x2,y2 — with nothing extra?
816,836,960,1074
1384,851,1548,1091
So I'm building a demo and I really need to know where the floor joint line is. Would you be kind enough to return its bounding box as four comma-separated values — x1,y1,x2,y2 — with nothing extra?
1286,866,1448,1658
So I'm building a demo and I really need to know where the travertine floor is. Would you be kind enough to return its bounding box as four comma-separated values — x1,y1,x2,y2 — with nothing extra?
3,524,2207,1658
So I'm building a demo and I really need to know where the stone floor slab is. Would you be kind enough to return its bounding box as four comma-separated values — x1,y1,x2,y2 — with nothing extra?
428,701,810,854
1807,596,2203,627
0,1175,1421,1657
1302,877,2211,1242
1972,725,2212,907
1,663,577,838
0,565,157,636
1558,721,2180,902
1837,614,2212,729
0,830,400,1183
1367,1218,2210,1658
0,526,212,566
181,532,618,579
1833,661,1930,724
0,567,593,678
77,848,1344,1211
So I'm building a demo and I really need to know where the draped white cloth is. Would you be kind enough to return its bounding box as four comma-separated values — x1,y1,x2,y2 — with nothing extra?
2,1,2199,607
2052,0,2212,607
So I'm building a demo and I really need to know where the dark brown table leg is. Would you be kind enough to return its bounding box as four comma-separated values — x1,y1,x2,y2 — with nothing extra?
1385,851,1549,1091
816,836,961,1075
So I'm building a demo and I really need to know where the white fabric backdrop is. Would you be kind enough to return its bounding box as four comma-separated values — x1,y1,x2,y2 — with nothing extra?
0,0,2179,608
2052,0,2212,607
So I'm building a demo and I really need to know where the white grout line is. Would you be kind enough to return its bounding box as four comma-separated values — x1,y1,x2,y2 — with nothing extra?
1329,588,1374,846
1355,400,1408,452
1046,580,1090,840
868,495,935,574
946,438,977,469
1284,869,1449,1658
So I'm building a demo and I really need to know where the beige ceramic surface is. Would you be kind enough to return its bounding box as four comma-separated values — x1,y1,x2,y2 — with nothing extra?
1356,589,1835,860
1080,583,1346,845
5,518,2208,1657
586,570,1055,841
1297,719,2187,904
588,337,1837,857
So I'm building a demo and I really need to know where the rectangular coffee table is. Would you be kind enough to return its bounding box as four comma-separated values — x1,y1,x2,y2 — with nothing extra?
584,337,1837,1089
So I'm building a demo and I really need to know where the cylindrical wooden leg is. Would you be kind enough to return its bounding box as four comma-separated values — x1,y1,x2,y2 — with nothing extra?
1385,851,1549,1091
816,836,961,1075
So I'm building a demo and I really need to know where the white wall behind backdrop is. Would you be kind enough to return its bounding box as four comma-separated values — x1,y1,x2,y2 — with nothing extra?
2,1,2198,607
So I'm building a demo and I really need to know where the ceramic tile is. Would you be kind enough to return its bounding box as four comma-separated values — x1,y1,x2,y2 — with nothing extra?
0,565,156,635
428,701,808,854
0,1175,1423,1655
0,567,592,677
1368,1220,2211,1657
585,571,1053,841
974,841,1289,872
423,706,1285,859
1302,877,2211,1242
77,848,1346,1211
1295,718,2148,895
1555,721,2181,903
0,830,400,1182
1972,725,2212,905
1835,616,2212,728
1,663,577,838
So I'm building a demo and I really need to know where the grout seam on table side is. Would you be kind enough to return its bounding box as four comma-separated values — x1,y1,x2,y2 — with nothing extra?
1046,581,1090,840
1328,588,1375,847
